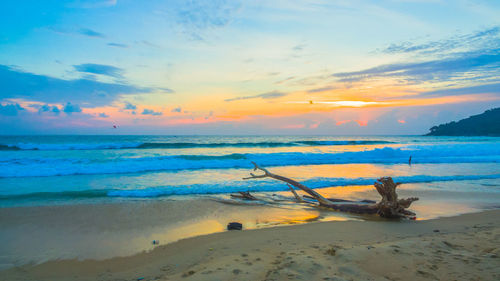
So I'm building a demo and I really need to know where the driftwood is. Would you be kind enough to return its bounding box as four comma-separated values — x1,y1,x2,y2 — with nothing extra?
287,184,306,203
302,195,376,204
230,191,259,200
374,177,419,218
242,162,418,219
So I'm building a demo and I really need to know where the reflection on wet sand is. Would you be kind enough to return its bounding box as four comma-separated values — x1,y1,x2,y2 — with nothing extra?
0,199,345,268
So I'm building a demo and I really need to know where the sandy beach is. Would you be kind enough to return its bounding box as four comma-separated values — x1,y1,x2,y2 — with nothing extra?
1,209,499,281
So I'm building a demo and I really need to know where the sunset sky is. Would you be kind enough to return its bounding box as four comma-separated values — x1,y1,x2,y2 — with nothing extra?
1,0,499,134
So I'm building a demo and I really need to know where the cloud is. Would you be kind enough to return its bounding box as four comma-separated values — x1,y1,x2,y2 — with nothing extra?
124,102,137,110
420,83,500,97
74,63,124,78
142,109,162,116
0,103,24,116
292,43,306,51
171,107,182,113
63,102,82,114
275,76,295,85
140,40,161,48
70,0,117,9
177,0,240,28
167,0,241,40
78,28,106,38
332,50,500,83
98,112,109,118
307,86,336,93
38,104,61,115
342,26,500,86
46,26,108,39
0,65,150,106
225,91,288,102
107,42,129,48
379,26,500,55
158,87,175,93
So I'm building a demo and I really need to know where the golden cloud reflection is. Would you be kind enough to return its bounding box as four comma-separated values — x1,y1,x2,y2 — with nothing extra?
287,100,385,107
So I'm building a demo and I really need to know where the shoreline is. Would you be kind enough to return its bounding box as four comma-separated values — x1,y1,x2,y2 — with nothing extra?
1,208,499,280
2,180,497,269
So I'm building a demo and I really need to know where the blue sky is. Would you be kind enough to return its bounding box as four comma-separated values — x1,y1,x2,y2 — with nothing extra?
0,0,499,134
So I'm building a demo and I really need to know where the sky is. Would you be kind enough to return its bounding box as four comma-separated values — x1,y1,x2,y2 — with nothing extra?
0,0,499,135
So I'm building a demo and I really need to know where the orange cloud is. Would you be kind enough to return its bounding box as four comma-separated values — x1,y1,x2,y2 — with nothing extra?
309,123,319,129
336,120,351,125
356,120,368,126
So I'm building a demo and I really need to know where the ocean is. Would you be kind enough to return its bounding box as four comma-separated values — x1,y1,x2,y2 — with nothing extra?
1,135,500,267
1,135,499,207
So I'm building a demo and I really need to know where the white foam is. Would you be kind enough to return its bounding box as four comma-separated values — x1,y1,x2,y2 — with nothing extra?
1,143,499,178
106,174,500,198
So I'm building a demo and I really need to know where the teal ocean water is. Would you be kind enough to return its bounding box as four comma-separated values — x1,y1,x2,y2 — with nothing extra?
0,135,499,207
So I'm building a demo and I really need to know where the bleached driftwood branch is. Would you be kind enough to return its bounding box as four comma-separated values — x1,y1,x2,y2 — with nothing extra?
241,162,418,219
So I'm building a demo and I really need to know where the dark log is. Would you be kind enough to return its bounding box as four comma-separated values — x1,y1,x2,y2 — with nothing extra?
243,162,418,219
230,191,258,200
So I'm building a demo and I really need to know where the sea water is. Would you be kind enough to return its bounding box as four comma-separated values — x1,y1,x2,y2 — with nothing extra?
1,135,500,267
0,135,499,207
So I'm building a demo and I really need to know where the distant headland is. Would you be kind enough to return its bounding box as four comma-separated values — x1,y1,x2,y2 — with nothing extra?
426,108,500,136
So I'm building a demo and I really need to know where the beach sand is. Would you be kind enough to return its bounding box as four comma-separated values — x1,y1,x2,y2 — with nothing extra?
1,209,499,281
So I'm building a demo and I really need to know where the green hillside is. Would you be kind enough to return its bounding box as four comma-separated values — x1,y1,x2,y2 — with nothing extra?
426,108,500,136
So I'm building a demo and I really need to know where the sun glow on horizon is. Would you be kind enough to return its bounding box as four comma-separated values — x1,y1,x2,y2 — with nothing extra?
292,101,384,107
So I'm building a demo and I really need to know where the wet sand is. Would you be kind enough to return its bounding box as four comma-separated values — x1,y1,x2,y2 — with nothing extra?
2,180,498,269
1,209,499,281
0,197,357,269
1,178,499,273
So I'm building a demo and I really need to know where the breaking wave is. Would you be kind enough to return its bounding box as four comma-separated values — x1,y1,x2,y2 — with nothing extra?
1,174,499,201
1,143,499,178
0,140,394,151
